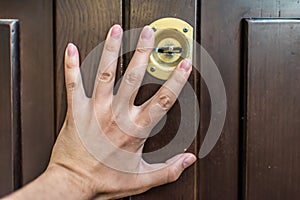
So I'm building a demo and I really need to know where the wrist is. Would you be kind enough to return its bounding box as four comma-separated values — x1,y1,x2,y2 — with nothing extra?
44,164,95,200
3,164,96,200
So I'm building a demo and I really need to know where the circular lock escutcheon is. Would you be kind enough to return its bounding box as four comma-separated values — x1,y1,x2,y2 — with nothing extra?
147,17,193,80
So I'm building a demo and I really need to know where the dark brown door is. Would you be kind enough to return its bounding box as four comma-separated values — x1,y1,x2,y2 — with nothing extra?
1,1,300,199
0,0,54,197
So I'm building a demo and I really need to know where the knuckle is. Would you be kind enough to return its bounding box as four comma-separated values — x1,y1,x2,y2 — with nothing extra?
121,134,136,145
103,115,142,149
67,82,76,91
173,71,186,84
100,113,120,134
136,116,151,127
167,166,181,183
97,72,114,83
125,71,141,85
105,43,118,53
107,118,119,131
66,59,78,69
117,134,140,150
104,113,121,133
157,95,172,111
136,47,150,54
66,63,75,69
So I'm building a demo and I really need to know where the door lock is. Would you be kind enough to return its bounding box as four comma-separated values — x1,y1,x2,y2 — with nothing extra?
155,46,182,54
147,17,193,80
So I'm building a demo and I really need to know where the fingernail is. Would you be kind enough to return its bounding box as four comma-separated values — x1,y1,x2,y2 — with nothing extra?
183,155,196,169
110,25,122,39
180,59,192,72
67,43,76,57
141,26,153,40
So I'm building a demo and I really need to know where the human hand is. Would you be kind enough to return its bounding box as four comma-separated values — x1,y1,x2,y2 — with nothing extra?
48,25,196,200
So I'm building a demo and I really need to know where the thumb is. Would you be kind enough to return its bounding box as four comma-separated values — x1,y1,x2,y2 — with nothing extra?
139,153,197,188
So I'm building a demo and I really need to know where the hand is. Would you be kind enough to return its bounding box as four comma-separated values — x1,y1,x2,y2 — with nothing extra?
4,25,196,200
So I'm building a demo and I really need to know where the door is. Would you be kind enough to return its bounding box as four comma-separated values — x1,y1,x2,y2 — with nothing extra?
1,0,300,200
0,0,54,196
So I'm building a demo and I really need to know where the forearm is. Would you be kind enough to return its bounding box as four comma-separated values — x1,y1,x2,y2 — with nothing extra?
2,165,93,200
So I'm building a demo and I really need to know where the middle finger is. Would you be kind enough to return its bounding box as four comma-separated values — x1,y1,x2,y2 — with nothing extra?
114,26,154,107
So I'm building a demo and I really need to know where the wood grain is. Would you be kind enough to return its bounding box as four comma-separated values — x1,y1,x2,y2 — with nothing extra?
55,0,122,133
56,1,124,199
0,20,21,197
0,0,298,199
243,19,300,200
128,0,199,199
0,0,55,184
200,1,300,199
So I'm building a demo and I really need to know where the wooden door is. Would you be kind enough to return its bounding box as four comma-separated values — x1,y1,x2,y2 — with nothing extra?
0,0,54,197
1,0,300,199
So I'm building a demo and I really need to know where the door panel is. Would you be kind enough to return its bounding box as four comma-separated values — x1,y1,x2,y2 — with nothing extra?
200,1,300,199
0,20,21,197
243,19,300,200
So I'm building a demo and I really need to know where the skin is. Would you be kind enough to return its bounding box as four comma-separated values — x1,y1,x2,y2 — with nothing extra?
2,25,196,200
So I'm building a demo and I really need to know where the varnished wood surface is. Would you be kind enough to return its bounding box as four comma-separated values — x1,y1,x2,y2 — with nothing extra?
128,0,199,199
201,1,300,199
0,20,21,197
56,1,199,199
0,0,299,199
55,0,122,133
243,19,300,200
0,0,55,185
55,1,124,199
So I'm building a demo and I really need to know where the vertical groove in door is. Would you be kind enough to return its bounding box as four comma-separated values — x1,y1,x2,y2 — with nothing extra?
121,0,131,72
121,2,130,199
195,0,200,199
239,19,249,200
53,0,58,138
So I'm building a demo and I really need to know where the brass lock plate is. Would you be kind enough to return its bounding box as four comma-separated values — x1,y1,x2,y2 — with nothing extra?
147,17,193,80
